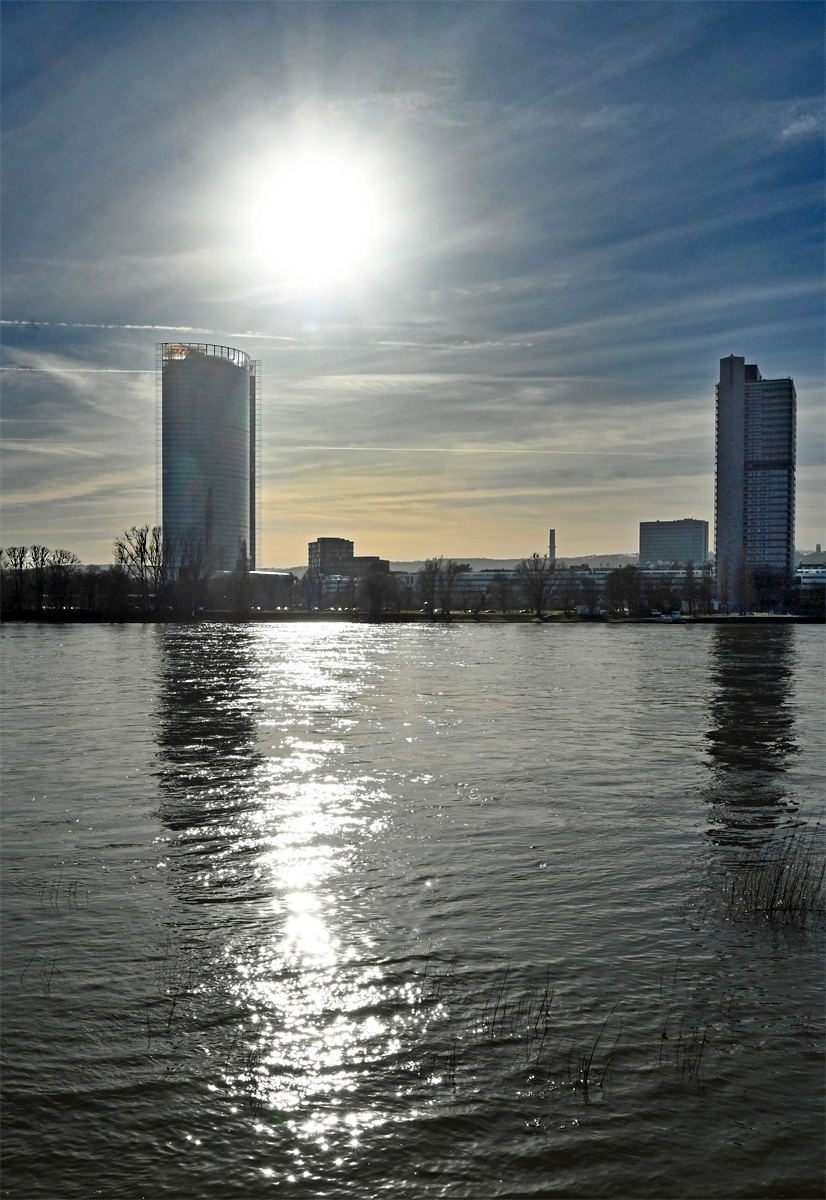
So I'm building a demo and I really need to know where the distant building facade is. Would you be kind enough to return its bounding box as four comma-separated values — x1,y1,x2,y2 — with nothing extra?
353,556,389,575
639,519,708,565
715,355,796,604
795,564,826,592
308,538,388,578
308,538,354,575
158,343,261,570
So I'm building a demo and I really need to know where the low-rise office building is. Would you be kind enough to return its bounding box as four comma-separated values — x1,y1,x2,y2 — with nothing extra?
308,538,354,575
639,519,709,565
308,538,388,580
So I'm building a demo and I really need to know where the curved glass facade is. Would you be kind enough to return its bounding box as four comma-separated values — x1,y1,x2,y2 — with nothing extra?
158,344,260,571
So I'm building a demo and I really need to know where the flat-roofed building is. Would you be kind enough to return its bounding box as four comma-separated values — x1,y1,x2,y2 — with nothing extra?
639,519,709,565
352,556,389,575
308,538,354,575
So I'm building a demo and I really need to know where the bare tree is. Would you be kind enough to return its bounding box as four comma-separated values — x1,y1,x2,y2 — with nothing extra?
517,552,556,618
147,526,166,605
558,570,580,615
82,564,102,612
359,564,397,618
417,557,442,618
159,527,181,590
29,545,50,611
438,560,468,622
4,546,29,609
623,565,642,614
576,573,597,615
683,561,696,616
603,568,626,615
460,577,486,616
491,574,514,614
115,524,167,611
114,525,151,612
49,549,80,610
603,564,642,616
301,568,324,610
102,563,129,618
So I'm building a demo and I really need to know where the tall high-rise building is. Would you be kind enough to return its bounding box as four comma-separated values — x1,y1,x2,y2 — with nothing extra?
639,519,709,565
715,355,795,603
157,343,261,571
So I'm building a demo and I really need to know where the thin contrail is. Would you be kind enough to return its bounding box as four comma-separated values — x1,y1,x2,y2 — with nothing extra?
281,444,707,457
0,319,296,341
0,367,151,373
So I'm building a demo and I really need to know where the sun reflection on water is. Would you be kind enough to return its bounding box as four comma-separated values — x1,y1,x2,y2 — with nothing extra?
219,718,410,1151
154,624,449,1181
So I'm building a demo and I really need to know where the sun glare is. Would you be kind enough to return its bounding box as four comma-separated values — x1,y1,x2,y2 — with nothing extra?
252,152,383,289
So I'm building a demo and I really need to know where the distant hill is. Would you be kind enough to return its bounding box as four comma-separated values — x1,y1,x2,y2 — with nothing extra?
278,554,639,576
264,549,824,576
389,558,520,573
389,555,639,571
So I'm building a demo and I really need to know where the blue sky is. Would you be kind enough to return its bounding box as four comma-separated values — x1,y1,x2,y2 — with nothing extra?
2,0,823,566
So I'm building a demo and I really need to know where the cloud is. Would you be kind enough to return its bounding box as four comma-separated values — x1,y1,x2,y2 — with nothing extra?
1,1,823,563
1,366,150,374
0,440,104,458
1,319,297,342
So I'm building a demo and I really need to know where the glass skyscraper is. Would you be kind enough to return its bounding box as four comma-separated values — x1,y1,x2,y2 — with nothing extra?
715,355,795,604
157,343,262,572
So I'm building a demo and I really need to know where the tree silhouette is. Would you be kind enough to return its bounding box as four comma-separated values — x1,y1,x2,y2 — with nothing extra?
417,557,442,618
517,553,556,618
29,545,50,611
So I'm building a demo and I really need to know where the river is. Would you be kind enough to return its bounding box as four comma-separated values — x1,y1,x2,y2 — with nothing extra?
1,621,823,1198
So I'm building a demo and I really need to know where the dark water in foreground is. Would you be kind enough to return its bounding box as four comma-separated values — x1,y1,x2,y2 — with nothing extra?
1,622,823,1199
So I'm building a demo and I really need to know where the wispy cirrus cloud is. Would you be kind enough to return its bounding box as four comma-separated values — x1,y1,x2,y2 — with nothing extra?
1,1,823,564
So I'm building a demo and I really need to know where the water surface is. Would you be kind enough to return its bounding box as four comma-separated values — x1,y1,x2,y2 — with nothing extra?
2,622,823,1198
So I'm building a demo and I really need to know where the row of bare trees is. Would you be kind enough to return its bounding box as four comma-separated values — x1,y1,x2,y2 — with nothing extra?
414,555,734,620
0,525,242,617
413,553,558,620
600,559,800,617
113,524,223,613
601,562,715,616
0,542,156,617
300,562,399,618
715,550,801,614
2,538,560,620
5,530,812,621
2,545,85,612
416,558,473,620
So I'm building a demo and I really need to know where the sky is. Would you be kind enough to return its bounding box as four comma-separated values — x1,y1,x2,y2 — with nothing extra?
2,0,824,567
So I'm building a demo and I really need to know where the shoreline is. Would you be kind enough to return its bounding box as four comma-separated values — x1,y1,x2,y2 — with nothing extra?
1,611,822,626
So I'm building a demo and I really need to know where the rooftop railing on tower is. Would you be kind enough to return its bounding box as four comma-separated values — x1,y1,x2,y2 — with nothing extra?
160,343,251,370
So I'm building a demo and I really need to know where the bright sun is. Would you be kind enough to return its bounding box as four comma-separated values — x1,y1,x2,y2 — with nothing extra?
253,153,382,289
